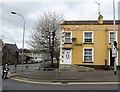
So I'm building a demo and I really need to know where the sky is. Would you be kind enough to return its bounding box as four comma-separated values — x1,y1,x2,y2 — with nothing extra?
0,0,120,49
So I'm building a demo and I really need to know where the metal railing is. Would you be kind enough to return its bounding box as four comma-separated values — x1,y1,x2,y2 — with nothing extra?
9,65,79,80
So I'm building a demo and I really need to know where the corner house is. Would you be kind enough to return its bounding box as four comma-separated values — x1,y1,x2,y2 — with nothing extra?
60,15,120,69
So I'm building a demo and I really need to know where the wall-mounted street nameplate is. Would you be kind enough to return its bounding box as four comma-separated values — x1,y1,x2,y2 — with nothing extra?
73,44,82,46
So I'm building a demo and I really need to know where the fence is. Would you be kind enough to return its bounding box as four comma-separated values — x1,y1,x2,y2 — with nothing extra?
9,64,79,80
8,64,119,82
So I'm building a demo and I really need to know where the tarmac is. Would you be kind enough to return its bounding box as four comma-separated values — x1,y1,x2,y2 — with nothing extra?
9,69,120,84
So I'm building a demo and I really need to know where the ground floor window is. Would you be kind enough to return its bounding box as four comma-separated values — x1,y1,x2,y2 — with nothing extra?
83,48,94,62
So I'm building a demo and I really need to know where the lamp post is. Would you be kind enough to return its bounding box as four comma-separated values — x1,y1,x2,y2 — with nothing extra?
94,2,101,16
11,11,25,71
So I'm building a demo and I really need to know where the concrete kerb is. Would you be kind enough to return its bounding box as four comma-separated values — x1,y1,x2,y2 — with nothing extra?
10,76,120,85
9,73,120,85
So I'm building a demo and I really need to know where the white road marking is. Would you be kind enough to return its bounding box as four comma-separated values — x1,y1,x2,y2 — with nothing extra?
11,77,120,85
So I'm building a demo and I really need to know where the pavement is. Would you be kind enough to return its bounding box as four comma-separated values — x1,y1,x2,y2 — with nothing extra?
9,69,120,84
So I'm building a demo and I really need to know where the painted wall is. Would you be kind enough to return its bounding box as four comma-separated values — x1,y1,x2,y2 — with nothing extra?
60,24,119,66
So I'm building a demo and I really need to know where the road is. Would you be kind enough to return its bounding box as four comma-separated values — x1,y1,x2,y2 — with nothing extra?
2,78,119,91
1,64,120,92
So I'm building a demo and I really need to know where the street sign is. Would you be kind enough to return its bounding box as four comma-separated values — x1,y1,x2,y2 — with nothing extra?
111,43,117,57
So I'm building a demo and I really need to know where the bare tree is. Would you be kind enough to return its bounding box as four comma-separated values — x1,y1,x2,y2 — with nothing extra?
27,11,63,67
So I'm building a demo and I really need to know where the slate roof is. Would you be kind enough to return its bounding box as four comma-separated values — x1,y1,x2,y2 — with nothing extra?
62,20,120,25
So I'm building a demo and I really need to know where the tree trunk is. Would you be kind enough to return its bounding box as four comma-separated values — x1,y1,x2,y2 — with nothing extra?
55,51,59,68
49,33,54,68
50,51,54,67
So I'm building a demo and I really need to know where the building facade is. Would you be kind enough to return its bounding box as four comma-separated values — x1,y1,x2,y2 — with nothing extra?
21,49,51,63
0,39,4,66
2,43,19,65
60,15,120,68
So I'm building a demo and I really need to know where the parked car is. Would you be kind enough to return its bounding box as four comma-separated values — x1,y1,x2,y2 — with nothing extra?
32,57,42,63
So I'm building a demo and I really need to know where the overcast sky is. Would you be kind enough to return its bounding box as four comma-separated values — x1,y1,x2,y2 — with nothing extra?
0,0,120,49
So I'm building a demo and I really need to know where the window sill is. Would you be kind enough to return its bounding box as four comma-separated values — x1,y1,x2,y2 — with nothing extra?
83,43,94,44
64,43,72,44
83,62,94,63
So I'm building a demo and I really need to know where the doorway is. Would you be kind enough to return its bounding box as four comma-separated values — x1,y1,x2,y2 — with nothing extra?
64,49,72,64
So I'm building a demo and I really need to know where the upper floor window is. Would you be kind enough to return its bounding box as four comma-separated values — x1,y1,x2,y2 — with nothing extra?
65,32,72,43
83,32,93,43
109,31,117,43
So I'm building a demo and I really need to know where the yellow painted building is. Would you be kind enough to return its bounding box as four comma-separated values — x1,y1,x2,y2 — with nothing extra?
60,15,120,68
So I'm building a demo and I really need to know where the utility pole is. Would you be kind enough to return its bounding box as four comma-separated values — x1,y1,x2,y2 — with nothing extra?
112,0,117,75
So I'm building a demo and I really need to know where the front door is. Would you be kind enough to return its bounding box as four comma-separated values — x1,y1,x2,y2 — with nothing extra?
64,49,72,64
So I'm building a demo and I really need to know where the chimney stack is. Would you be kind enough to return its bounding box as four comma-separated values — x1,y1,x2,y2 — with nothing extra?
98,15,103,24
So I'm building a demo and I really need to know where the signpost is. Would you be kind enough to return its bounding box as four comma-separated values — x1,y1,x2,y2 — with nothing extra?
112,0,117,75
112,41,117,75
112,42,117,58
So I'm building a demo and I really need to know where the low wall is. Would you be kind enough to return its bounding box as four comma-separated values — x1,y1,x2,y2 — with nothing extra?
59,64,94,72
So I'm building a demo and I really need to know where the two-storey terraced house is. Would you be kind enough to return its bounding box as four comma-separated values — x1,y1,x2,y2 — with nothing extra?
60,15,120,69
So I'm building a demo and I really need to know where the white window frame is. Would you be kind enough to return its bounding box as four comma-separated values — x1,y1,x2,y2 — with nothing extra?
83,31,94,43
83,48,94,62
109,31,118,43
64,32,72,43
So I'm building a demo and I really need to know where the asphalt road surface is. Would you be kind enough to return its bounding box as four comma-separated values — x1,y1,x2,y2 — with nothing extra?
2,78,119,91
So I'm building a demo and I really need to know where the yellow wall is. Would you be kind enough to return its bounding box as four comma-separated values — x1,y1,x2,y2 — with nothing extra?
62,24,119,66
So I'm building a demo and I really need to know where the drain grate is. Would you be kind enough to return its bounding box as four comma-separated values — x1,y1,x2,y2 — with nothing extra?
61,81,68,84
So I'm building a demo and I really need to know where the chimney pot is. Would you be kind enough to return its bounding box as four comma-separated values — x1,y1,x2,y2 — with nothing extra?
98,15,103,24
